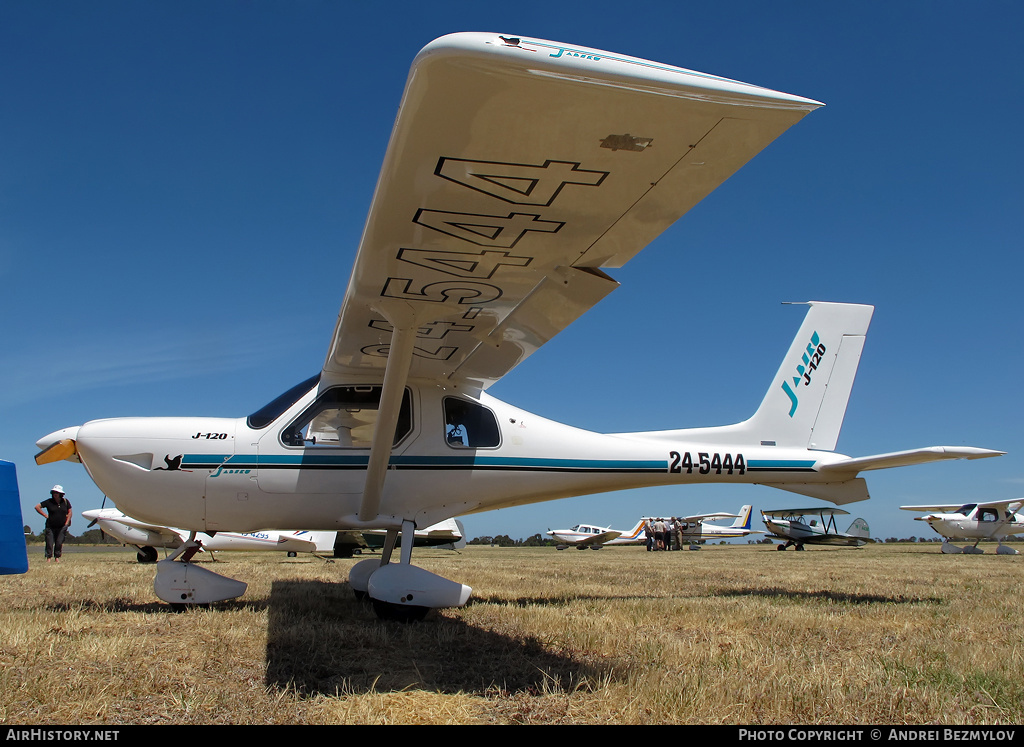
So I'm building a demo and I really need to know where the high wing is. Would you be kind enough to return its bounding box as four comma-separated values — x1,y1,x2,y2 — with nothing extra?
761,507,851,519
901,499,1023,513
679,512,740,523
322,33,822,390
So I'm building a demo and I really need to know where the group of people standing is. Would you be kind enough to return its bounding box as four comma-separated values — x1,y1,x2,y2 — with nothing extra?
643,517,694,552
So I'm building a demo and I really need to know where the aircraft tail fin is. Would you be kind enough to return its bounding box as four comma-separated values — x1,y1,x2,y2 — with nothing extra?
846,517,871,539
304,531,339,553
623,519,647,541
730,505,753,530
742,302,873,451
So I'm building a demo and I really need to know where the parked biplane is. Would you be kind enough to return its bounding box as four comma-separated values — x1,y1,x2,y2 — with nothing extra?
669,504,762,546
35,33,1001,619
900,500,1024,554
761,507,873,550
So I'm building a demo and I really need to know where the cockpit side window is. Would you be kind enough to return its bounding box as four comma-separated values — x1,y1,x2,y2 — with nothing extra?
247,374,321,429
281,386,412,448
443,397,500,449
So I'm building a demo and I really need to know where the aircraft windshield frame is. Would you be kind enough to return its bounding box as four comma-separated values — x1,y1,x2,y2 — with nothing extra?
247,374,321,430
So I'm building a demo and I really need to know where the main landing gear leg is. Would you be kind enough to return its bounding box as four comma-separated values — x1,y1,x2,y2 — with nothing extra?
153,532,247,608
348,521,472,622
348,527,398,601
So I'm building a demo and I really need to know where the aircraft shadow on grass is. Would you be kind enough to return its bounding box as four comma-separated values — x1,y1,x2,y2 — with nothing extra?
715,587,943,606
265,580,598,696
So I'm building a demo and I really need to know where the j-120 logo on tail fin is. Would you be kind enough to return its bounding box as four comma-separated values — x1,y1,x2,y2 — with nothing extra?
782,332,826,417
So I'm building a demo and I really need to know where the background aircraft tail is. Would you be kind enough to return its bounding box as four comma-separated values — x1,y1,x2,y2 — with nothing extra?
730,505,753,530
740,301,873,452
846,517,871,539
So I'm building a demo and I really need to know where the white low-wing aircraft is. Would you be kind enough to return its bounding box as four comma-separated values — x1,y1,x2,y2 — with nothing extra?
34,33,1002,619
81,507,336,563
761,507,874,550
899,500,1024,554
546,519,645,549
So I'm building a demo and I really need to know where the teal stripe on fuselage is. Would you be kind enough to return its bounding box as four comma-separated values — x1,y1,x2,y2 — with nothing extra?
746,459,817,472
184,454,817,474
186,454,667,472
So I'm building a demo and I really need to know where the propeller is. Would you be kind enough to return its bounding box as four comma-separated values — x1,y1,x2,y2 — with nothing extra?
86,496,110,544
35,438,78,465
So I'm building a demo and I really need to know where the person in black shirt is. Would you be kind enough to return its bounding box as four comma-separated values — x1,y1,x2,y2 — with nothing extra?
35,485,72,562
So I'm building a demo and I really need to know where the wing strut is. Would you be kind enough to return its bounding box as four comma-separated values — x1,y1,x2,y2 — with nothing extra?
359,319,418,522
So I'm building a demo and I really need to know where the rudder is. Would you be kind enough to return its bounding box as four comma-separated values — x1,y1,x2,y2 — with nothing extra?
742,302,873,451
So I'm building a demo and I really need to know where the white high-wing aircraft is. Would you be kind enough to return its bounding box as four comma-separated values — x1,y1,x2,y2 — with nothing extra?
34,33,1002,619
669,504,762,545
899,500,1024,554
761,507,874,550
546,519,645,549
81,507,336,563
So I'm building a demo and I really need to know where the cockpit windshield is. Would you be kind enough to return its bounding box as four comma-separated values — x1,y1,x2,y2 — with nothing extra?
247,374,321,429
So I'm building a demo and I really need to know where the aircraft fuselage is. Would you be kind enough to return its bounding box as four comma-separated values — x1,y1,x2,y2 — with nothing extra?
47,378,848,534
920,512,1024,542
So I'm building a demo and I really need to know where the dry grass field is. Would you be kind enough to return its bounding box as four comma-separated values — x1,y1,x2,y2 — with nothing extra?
1,542,1022,725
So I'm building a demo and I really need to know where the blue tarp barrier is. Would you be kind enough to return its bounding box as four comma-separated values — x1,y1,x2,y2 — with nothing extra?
0,460,29,574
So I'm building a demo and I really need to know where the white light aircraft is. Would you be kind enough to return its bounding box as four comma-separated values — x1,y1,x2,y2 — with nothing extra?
761,507,874,550
548,504,758,549
669,504,762,545
34,33,1002,619
81,507,336,563
899,500,1024,554
546,519,645,549
83,507,465,562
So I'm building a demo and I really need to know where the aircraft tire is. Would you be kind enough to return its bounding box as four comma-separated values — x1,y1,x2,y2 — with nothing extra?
372,599,429,623
795,544,805,551
776,544,786,551
137,546,158,564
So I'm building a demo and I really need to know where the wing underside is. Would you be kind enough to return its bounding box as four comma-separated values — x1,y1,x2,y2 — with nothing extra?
323,33,821,390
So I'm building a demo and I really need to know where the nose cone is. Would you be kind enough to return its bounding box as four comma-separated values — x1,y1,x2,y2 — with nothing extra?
36,426,80,452
35,426,82,464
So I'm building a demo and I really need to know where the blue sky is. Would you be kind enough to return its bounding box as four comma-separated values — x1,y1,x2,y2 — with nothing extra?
3,1,1022,544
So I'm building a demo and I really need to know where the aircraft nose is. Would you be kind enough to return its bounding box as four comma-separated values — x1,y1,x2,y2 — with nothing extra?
36,426,80,452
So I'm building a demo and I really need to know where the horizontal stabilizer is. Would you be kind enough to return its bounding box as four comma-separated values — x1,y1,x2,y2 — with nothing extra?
819,446,1004,474
763,478,870,505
